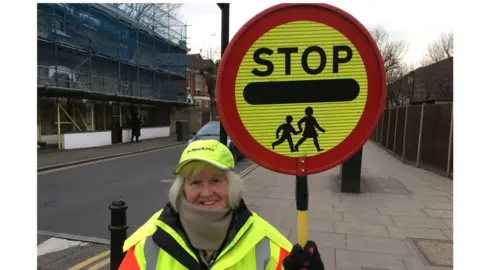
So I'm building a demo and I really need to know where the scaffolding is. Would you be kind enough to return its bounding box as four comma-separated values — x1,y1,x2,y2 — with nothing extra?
37,3,188,101
37,3,190,148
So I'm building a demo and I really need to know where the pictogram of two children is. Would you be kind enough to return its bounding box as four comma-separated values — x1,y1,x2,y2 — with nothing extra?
272,106,326,152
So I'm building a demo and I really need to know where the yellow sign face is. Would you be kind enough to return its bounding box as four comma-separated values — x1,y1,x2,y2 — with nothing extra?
235,21,367,157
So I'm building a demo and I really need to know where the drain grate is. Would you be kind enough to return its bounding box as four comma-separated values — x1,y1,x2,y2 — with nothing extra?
412,239,453,267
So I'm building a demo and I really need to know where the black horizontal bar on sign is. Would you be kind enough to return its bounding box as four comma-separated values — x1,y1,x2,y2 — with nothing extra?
243,79,360,105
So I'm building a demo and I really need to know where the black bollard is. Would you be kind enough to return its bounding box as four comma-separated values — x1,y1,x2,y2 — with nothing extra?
109,199,128,270
340,147,363,193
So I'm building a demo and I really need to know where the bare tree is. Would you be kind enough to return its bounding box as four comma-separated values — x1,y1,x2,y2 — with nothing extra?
419,65,437,100
369,25,407,80
405,64,417,103
385,63,408,107
112,3,183,26
421,31,453,66
417,32,453,100
201,64,218,120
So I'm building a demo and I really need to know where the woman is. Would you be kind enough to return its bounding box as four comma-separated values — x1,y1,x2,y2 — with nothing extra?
119,139,324,270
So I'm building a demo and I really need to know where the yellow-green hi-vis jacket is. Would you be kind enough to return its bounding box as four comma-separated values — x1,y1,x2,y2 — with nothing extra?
118,200,293,270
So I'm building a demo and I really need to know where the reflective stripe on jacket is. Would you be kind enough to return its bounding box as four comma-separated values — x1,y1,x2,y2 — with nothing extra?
118,200,292,270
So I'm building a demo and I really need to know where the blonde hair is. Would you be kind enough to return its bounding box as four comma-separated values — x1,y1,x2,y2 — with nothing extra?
168,160,245,212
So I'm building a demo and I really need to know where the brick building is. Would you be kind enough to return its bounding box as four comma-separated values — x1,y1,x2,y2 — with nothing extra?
186,54,217,108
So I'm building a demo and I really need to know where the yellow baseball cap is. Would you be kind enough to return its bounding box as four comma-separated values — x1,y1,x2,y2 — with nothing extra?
173,139,235,175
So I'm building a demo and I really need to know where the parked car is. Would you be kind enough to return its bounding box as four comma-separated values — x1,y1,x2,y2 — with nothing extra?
188,121,244,162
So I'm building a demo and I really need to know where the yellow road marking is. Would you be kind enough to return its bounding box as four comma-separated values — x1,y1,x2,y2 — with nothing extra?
68,250,109,270
240,163,258,177
160,179,175,183
87,258,110,270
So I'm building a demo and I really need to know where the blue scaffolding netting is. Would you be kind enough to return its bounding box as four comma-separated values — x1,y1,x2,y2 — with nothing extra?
37,3,188,102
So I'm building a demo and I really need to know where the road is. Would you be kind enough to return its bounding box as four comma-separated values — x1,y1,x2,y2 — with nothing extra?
38,144,255,240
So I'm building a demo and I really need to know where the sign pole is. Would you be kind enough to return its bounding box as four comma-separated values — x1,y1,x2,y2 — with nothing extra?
296,157,308,247
217,3,229,146
295,176,308,247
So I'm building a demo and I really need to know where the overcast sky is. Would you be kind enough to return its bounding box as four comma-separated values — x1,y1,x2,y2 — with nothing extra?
178,0,453,67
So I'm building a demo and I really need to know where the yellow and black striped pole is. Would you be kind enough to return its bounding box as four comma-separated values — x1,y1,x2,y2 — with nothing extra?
296,158,308,248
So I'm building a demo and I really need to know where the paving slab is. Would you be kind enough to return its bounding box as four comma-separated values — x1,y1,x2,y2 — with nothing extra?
391,216,450,229
412,239,453,267
342,212,394,226
240,140,453,270
421,209,453,219
386,226,449,240
335,249,408,270
335,221,390,238
346,235,412,256
440,219,453,229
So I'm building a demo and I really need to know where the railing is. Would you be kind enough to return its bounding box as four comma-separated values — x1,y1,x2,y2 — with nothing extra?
37,65,183,102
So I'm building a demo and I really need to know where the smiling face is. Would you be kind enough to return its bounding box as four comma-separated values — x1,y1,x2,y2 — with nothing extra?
183,170,229,210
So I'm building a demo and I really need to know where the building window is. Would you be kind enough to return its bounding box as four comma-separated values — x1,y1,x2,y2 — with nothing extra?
195,72,203,91
120,31,128,48
52,5,67,35
187,71,191,89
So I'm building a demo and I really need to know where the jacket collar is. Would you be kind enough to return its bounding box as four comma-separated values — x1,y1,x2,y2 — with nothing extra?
151,199,253,269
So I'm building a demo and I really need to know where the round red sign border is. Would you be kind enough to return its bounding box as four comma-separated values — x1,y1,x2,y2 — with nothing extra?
216,3,386,175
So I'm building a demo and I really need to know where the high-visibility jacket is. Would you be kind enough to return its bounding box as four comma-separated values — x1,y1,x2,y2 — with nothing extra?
118,200,292,270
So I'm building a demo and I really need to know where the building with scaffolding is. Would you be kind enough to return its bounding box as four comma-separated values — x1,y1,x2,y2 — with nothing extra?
37,3,190,149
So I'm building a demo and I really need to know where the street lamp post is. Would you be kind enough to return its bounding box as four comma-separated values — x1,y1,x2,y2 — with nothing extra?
217,3,229,146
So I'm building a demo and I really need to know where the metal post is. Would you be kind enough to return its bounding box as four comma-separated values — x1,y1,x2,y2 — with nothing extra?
393,108,399,154
38,104,42,142
167,10,172,100
136,18,140,97
385,109,391,150
295,174,308,248
218,3,229,146
91,102,95,131
119,103,123,128
53,5,58,87
88,6,93,90
117,15,121,95
153,6,157,98
109,199,128,270
446,107,453,176
416,103,426,167
379,109,385,146
402,105,409,162
104,103,107,130
72,103,76,132
56,99,61,149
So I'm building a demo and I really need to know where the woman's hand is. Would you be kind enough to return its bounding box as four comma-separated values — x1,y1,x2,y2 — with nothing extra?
282,241,324,270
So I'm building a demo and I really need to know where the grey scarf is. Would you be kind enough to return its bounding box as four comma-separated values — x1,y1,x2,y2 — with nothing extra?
177,195,233,262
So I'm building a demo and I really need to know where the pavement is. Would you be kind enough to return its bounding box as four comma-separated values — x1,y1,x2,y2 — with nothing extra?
242,140,453,270
37,139,453,270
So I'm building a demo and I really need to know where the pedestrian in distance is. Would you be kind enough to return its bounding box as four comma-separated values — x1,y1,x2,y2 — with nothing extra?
272,115,302,152
118,139,325,270
129,111,142,143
